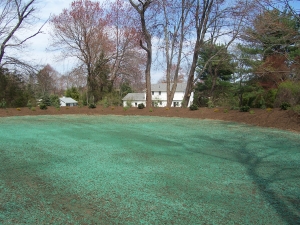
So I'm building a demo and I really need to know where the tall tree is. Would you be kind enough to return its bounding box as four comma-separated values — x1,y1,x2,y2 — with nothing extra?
0,67,28,107
50,0,111,102
197,43,236,98
238,9,300,88
36,64,58,97
129,0,153,108
107,0,145,88
182,0,251,107
0,0,45,69
160,0,193,107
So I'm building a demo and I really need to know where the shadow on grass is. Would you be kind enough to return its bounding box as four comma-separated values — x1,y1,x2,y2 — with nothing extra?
236,147,300,225
186,133,300,225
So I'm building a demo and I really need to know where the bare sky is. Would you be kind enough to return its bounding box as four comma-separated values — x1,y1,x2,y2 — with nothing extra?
26,0,80,74
25,0,163,82
13,0,300,83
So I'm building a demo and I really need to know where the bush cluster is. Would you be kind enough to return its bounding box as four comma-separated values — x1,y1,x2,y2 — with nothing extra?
239,105,250,112
39,103,47,110
138,103,145,109
0,99,6,109
88,103,96,109
280,102,291,110
189,104,198,111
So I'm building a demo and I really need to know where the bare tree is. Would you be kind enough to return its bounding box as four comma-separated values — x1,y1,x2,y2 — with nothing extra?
50,0,111,102
0,0,46,68
129,0,153,107
255,0,300,21
107,0,145,88
36,64,58,96
160,0,194,107
182,0,251,107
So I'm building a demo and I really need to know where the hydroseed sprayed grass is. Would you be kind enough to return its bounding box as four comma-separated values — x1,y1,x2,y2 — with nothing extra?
0,115,299,224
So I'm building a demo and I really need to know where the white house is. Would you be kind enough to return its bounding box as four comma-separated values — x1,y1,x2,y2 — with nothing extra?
122,83,193,107
59,97,78,107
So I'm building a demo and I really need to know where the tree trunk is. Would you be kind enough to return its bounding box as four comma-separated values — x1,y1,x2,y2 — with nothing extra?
129,0,152,108
183,41,200,107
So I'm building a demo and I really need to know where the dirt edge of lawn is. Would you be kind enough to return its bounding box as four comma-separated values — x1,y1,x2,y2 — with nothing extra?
0,106,299,133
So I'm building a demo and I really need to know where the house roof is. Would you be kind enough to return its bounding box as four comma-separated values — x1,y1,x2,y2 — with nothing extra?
59,97,78,104
151,83,187,92
122,93,145,101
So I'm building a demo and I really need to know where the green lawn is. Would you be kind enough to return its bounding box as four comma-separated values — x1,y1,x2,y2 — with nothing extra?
0,115,299,224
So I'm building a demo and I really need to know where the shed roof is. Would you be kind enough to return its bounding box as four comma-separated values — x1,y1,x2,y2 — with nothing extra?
122,93,145,101
151,83,187,92
59,97,78,104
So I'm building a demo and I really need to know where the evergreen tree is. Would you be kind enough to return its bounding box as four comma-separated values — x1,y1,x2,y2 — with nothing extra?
238,9,300,88
195,43,236,106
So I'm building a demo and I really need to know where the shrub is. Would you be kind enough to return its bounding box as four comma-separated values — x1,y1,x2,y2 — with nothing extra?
99,97,109,108
126,100,132,108
88,103,96,109
50,95,60,108
138,103,145,109
41,95,51,106
77,101,83,108
27,100,32,109
249,110,255,114
189,104,198,111
16,108,21,111
207,99,214,108
214,108,219,112
149,108,153,112
266,108,272,112
51,97,61,109
292,105,300,115
223,109,228,113
39,103,47,110
123,106,129,111
264,89,277,108
275,81,300,107
31,107,36,111
280,102,291,110
240,105,250,112
0,98,6,109
99,92,122,107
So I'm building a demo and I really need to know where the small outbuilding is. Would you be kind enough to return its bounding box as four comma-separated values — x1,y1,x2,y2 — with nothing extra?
59,97,78,107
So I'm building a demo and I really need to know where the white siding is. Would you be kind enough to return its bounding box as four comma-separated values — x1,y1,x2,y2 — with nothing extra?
122,83,194,107
123,100,146,107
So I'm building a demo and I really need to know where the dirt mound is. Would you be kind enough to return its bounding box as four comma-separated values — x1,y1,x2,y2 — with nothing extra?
1,106,299,132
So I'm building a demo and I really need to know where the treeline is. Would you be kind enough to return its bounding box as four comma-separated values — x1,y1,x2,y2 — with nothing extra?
0,65,134,108
0,0,299,113
192,9,300,113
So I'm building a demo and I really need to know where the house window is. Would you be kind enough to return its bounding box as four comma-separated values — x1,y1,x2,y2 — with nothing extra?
135,102,137,107
173,102,179,107
159,101,162,105
159,91,161,95
152,91,154,95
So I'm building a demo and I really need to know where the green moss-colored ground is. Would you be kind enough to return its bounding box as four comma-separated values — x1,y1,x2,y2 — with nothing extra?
0,115,299,224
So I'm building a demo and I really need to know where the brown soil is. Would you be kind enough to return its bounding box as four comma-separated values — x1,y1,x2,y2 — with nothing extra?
1,106,299,132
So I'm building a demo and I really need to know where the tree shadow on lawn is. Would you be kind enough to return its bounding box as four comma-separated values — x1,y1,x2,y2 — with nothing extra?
188,133,300,225
236,146,300,225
